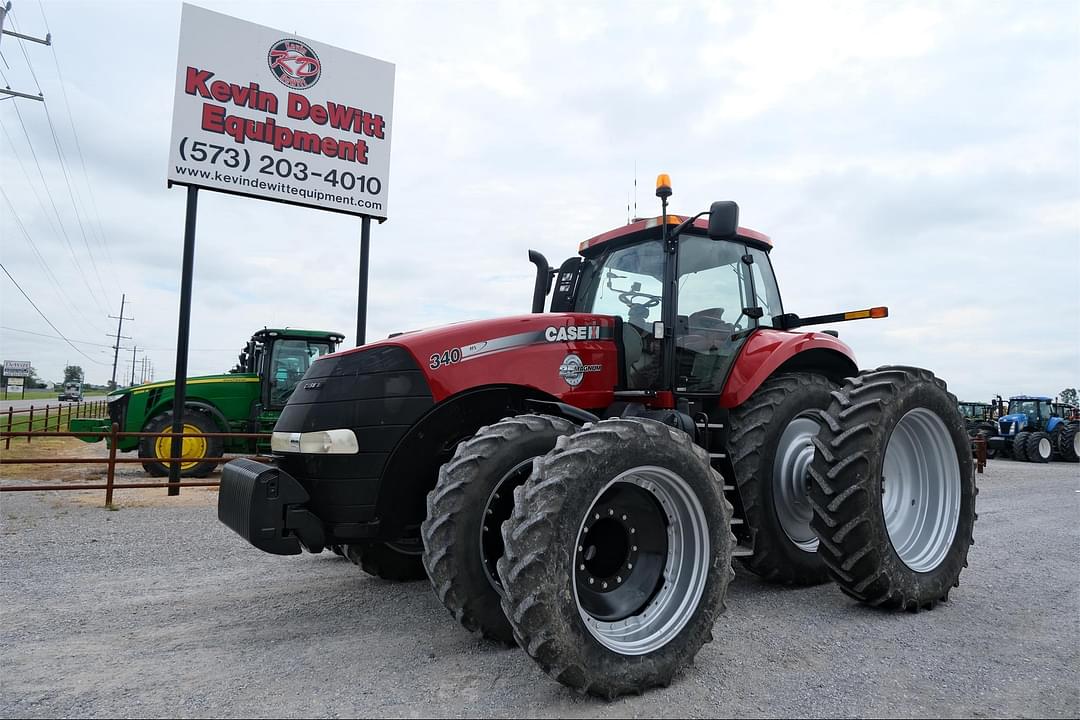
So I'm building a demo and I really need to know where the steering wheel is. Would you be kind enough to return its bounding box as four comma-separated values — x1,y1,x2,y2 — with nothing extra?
618,290,660,310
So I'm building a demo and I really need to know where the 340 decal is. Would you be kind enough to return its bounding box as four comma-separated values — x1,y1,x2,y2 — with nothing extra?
429,348,462,370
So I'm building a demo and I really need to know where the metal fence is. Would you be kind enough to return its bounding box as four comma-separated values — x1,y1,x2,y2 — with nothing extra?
0,423,271,506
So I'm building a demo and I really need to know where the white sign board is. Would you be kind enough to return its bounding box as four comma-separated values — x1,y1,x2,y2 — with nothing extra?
167,4,394,218
7,378,24,391
3,360,31,377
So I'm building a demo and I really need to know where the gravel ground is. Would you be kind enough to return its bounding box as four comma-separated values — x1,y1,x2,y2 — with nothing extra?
1,459,1077,718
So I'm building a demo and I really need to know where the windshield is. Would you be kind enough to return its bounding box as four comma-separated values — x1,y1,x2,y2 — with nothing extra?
268,339,333,406
1008,399,1049,417
575,234,780,391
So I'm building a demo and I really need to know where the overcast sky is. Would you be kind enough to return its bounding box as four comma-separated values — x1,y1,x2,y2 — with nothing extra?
1,0,1077,402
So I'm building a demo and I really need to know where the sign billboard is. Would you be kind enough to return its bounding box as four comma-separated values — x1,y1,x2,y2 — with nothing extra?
3,360,31,377
6,378,24,391
167,4,395,218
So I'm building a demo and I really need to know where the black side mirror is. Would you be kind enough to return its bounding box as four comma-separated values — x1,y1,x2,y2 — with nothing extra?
708,201,739,240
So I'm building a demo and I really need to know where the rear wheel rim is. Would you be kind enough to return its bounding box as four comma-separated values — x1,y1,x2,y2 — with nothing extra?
154,423,206,471
881,409,961,573
573,466,709,656
772,414,820,552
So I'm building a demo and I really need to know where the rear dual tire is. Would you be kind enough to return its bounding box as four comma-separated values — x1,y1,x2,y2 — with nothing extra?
727,372,834,586
808,366,977,610
1058,422,1080,462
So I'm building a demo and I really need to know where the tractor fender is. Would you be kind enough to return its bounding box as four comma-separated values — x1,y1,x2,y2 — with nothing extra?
1047,416,1064,434
143,399,229,433
374,384,558,539
719,329,858,408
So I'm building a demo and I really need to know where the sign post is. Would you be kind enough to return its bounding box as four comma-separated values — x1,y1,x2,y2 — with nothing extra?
3,361,31,401
6,378,25,400
166,3,394,489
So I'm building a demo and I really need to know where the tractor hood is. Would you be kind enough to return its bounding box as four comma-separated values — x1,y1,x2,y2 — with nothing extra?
106,373,260,400
317,313,621,406
997,413,1028,434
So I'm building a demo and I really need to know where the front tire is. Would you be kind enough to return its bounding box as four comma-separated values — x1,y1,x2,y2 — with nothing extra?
727,372,834,585
1026,432,1052,463
421,414,578,644
808,366,977,610
1012,432,1030,461
498,418,734,699
138,410,222,478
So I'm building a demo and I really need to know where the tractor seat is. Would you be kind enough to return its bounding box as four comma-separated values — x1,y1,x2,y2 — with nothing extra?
686,308,735,348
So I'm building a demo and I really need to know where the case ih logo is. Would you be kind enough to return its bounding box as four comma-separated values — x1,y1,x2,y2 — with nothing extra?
267,38,321,89
558,354,602,387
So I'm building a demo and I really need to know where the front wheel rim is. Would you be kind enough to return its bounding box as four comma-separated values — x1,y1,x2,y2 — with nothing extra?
573,466,710,656
1037,438,1051,459
479,459,533,592
772,414,821,552
881,409,961,573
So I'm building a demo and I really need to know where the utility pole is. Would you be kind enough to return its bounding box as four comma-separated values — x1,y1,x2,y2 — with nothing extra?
108,294,133,390
129,345,140,386
0,2,50,102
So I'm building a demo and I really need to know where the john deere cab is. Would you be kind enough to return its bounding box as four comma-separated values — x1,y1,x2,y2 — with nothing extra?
71,328,344,476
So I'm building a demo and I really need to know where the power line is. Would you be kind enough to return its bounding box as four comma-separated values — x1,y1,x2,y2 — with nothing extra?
0,262,108,365
6,7,43,93
1,326,238,353
7,97,109,314
36,0,113,265
1,325,116,349
40,98,113,306
0,152,107,335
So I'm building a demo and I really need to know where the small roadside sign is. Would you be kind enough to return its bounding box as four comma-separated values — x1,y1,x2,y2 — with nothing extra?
3,360,31,377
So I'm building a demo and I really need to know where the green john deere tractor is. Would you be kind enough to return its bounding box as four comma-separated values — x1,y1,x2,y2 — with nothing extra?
70,328,344,476
958,401,996,439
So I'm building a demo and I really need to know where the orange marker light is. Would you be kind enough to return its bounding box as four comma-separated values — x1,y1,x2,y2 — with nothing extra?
655,173,672,198
870,306,889,318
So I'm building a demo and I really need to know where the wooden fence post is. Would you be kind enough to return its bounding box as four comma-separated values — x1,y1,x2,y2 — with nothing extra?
27,406,34,444
4,406,11,450
44,405,50,436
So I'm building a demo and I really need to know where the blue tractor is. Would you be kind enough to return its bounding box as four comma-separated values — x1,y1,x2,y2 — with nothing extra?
987,396,1079,463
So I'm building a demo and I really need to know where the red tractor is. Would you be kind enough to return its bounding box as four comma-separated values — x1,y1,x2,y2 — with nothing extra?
219,176,976,699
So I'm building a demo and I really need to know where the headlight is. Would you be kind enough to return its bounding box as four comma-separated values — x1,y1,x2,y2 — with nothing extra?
271,429,358,454
107,394,125,404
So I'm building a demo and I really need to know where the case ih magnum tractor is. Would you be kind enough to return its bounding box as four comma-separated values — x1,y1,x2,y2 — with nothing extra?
219,177,976,698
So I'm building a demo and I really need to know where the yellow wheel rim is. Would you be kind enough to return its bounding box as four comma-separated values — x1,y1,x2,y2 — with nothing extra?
155,423,208,471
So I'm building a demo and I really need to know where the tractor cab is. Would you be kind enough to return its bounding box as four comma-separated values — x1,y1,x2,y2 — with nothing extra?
567,215,779,393
958,402,992,422
237,329,345,410
532,176,881,403
998,396,1054,436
